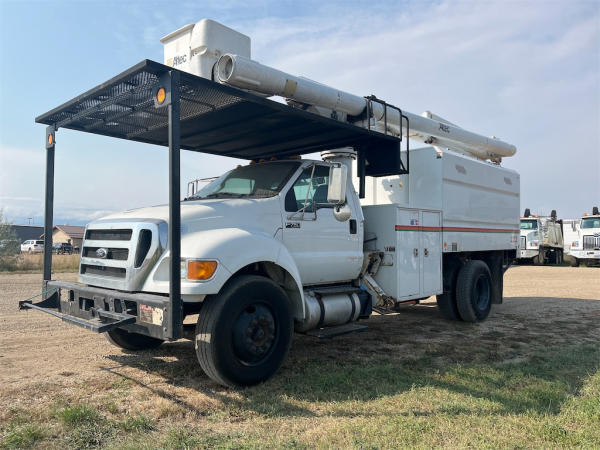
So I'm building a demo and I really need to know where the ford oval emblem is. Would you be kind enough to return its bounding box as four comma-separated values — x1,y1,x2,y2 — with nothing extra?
96,248,108,259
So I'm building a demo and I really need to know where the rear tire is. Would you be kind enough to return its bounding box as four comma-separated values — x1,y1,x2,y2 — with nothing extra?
105,328,164,350
195,275,293,387
456,260,493,323
436,261,462,321
436,291,461,321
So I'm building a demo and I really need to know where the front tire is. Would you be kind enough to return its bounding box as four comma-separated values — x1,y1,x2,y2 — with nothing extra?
570,257,579,267
456,260,493,323
105,328,164,350
195,275,293,387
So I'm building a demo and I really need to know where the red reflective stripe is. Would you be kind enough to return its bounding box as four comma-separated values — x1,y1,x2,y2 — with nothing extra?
395,225,518,233
443,226,518,233
395,225,420,231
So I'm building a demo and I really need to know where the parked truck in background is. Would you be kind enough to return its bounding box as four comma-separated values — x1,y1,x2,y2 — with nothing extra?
23,19,519,387
517,209,564,265
569,207,600,267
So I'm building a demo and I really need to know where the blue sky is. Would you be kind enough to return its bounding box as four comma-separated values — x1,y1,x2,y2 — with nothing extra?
1,0,599,225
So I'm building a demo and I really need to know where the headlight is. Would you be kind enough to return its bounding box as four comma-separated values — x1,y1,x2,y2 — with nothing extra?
181,259,218,281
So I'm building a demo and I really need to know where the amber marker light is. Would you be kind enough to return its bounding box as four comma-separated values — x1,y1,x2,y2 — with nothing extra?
156,87,166,104
187,260,218,280
47,134,53,145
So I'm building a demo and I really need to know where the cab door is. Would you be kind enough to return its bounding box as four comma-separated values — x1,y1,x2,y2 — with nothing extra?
281,164,362,285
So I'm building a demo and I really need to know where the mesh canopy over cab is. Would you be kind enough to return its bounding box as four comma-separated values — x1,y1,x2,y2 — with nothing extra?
36,59,401,161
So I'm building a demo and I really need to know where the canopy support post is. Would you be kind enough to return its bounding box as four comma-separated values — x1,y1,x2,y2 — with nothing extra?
167,71,182,340
43,126,56,286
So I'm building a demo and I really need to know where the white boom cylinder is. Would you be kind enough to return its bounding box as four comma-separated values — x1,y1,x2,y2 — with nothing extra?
216,54,517,160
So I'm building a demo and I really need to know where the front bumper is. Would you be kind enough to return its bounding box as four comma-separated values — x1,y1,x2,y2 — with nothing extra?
570,249,600,261
19,280,176,340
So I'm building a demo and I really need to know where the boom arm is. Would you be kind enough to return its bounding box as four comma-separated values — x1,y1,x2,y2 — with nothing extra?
215,54,516,161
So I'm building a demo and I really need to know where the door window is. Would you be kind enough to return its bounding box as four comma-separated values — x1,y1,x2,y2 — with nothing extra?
285,165,331,213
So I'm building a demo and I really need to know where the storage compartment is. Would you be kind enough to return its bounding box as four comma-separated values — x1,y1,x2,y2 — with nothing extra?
363,205,442,301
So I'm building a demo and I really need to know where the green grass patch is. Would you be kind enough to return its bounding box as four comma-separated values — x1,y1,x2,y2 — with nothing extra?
57,404,101,426
118,413,155,433
1,424,46,449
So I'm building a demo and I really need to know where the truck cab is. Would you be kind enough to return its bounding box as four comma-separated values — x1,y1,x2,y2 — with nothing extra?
80,158,363,303
569,207,600,266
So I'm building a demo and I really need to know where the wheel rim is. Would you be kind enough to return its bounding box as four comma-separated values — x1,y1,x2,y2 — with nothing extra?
474,274,491,310
232,302,277,366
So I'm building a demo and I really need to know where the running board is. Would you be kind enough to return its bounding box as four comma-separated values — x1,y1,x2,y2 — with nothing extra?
305,323,368,339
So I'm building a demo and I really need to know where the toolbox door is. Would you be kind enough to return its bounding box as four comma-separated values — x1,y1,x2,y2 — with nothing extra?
420,210,443,296
395,207,421,298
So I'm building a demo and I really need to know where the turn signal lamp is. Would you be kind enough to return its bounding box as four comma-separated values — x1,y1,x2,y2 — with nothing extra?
186,260,217,280
156,87,166,104
47,134,53,145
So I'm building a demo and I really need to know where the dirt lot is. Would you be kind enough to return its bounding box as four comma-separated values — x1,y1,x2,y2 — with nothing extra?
1,266,599,448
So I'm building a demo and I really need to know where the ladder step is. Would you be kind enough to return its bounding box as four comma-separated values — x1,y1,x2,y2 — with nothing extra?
305,323,368,339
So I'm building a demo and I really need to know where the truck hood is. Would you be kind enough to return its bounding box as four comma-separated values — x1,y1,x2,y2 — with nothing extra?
93,197,283,236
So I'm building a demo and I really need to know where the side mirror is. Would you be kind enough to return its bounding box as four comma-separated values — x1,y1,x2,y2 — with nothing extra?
327,165,347,205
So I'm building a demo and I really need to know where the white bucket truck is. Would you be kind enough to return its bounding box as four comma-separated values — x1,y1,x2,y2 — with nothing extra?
569,207,600,266
517,209,564,265
25,19,519,387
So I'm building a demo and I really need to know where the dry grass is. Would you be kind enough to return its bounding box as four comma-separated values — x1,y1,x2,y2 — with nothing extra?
0,253,79,273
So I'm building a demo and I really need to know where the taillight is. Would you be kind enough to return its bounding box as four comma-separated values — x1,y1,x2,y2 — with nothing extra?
33,244,38,247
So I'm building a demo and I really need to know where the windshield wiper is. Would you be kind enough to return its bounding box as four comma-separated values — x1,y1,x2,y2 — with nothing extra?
203,192,247,199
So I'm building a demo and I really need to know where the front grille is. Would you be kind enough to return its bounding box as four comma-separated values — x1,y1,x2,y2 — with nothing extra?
79,221,164,291
583,235,600,250
85,229,132,241
520,236,526,249
81,264,126,278
82,247,129,260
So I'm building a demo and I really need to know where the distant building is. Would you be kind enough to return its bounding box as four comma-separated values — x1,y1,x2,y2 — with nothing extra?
41,225,86,250
11,225,44,243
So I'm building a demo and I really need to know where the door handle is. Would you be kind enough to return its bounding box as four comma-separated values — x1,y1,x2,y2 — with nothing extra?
349,219,357,234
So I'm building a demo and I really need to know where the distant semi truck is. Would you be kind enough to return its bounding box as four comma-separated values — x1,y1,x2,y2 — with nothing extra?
569,207,600,267
518,209,563,265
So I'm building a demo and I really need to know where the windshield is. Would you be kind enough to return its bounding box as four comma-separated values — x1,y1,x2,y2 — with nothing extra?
581,217,600,229
189,161,301,200
520,220,538,230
